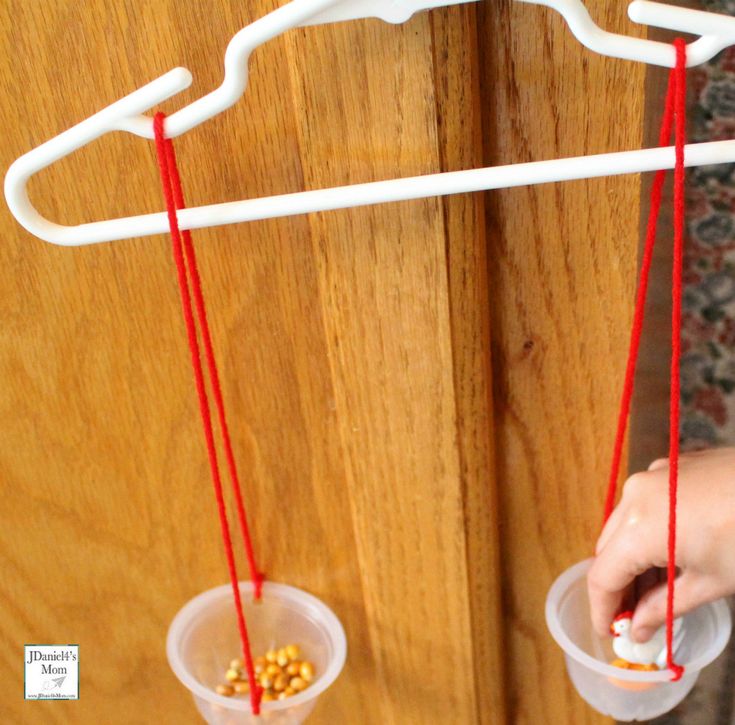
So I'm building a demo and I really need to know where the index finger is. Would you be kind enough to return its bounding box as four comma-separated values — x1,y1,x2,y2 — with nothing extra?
587,527,664,638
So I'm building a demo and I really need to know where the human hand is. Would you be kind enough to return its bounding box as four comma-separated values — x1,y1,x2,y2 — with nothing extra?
588,447,735,643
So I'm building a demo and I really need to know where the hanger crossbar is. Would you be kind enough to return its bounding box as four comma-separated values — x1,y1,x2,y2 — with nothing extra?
14,139,735,246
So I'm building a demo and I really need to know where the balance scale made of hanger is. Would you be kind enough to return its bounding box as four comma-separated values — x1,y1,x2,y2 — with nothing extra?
6,0,735,246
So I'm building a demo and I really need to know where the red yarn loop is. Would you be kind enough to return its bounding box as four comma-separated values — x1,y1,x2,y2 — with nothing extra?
670,663,685,682
602,67,676,524
603,39,687,681
153,112,263,714
666,36,687,681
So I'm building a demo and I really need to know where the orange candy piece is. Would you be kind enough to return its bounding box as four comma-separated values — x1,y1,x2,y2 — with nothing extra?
607,658,659,692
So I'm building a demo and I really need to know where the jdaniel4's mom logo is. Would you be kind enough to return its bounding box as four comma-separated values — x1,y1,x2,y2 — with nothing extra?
24,645,79,700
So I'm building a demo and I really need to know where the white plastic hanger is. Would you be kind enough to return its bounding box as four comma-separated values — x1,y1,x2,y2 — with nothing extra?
6,0,735,246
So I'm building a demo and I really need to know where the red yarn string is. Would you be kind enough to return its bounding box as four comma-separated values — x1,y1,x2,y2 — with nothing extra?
160,131,265,600
602,67,676,523
602,40,687,681
153,113,263,713
666,37,687,681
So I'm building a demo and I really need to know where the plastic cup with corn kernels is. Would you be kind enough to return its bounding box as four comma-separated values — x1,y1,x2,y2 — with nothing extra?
167,582,347,724
545,559,732,722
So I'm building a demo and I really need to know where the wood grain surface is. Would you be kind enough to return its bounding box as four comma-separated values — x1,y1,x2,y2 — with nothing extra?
0,1,648,723
477,1,647,722
0,2,501,724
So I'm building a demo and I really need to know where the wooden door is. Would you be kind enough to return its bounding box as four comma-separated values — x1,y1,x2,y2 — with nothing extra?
0,2,645,723
478,2,647,721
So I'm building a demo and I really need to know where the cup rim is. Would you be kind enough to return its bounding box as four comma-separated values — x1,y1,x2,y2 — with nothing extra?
166,581,347,712
545,558,732,682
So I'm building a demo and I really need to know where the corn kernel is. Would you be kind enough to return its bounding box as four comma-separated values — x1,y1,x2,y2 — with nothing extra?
273,674,289,692
266,663,282,677
300,661,315,682
216,684,235,697
290,676,307,692
285,644,300,661
286,661,301,676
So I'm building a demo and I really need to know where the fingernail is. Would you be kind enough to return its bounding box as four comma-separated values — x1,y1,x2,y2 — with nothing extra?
633,626,654,643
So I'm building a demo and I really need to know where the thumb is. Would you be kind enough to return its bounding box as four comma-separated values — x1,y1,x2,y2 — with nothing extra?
631,572,711,642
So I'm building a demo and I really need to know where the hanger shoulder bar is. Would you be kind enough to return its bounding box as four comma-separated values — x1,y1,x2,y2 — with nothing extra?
108,0,481,139
302,0,479,26
519,0,735,67
10,140,735,246
56,1,735,141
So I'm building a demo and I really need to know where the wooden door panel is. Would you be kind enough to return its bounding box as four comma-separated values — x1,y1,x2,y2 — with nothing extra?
0,1,647,723
477,1,647,722
0,3,501,724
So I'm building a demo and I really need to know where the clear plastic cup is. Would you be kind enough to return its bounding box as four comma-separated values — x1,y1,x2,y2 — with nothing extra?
546,559,732,722
167,581,347,724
